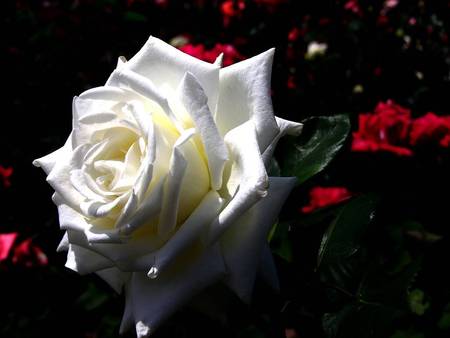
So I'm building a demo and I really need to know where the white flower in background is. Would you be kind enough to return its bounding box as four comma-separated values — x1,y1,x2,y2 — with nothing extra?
34,36,302,337
305,41,328,60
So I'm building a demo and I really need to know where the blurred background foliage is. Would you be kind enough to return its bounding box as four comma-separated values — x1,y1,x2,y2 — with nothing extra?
1,0,449,337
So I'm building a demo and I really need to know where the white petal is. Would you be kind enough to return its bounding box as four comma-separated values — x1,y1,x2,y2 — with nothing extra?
79,192,129,219
56,232,69,252
118,176,165,236
46,144,91,213
262,117,303,166
79,86,139,102
126,101,156,202
110,68,182,131
142,190,224,277
33,133,73,175
177,72,228,190
55,197,125,244
105,56,127,85
123,36,220,115
114,190,139,229
73,87,140,147
207,121,268,244
78,111,117,124
122,244,226,337
220,176,296,302
258,244,280,292
215,48,279,151
96,267,130,294
65,228,165,269
65,243,114,275
157,129,194,235
70,169,107,203
214,53,224,67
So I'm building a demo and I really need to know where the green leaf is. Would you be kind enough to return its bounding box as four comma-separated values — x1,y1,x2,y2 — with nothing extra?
323,302,398,338
268,222,293,262
280,115,350,184
267,158,281,176
358,259,422,309
408,289,430,316
237,325,267,338
76,283,110,311
124,11,148,22
318,194,378,268
391,330,425,338
438,304,450,330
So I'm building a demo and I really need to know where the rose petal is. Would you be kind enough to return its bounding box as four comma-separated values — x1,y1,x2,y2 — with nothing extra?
0,233,18,261
220,176,296,302
125,101,156,203
261,117,303,166
73,87,141,147
177,72,229,191
46,143,91,213
118,176,165,236
33,134,73,175
157,129,194,235
123,36,220,116
110,68,183,131
258,244,280,292
146,190,225,277
56,199,125,244
96,267,130,294
215,48,279,152
122,244,226,337
65,243,115,275
207,121,268,244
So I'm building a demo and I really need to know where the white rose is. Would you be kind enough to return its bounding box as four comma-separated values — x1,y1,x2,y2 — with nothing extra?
305,41,328,60
34,36,302,337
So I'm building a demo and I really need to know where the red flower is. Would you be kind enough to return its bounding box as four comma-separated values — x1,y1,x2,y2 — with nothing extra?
288,27,302,42
179,43,244,66
12,238,48,267
221,0,245,27
409,112,450,148
0,165,13,188
0,233,18,262
254,0,288,11
301,187,352,213
344,0,363,16
287,75,297,89
352,100,413,156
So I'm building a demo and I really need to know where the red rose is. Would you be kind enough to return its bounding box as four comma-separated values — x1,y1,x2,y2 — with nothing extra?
352,100,413,156
0,233,18,262
409,112,450,148
301,187,352,213
12,238,48,267
0,165,13,188
344,0,363,16
180,43,244,66
221,0,245,27
288,27,302,42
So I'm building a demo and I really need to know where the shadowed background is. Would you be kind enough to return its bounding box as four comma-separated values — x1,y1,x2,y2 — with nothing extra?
1,1,449,337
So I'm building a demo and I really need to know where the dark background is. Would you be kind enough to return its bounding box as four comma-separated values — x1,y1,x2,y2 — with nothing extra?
1,1,449,337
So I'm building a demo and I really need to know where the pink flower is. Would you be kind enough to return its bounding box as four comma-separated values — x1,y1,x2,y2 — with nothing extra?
384,0,398,9
301,187,352,213
352,100,413,156
0,233,18,262
409,112,450,148
0,165,13,188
